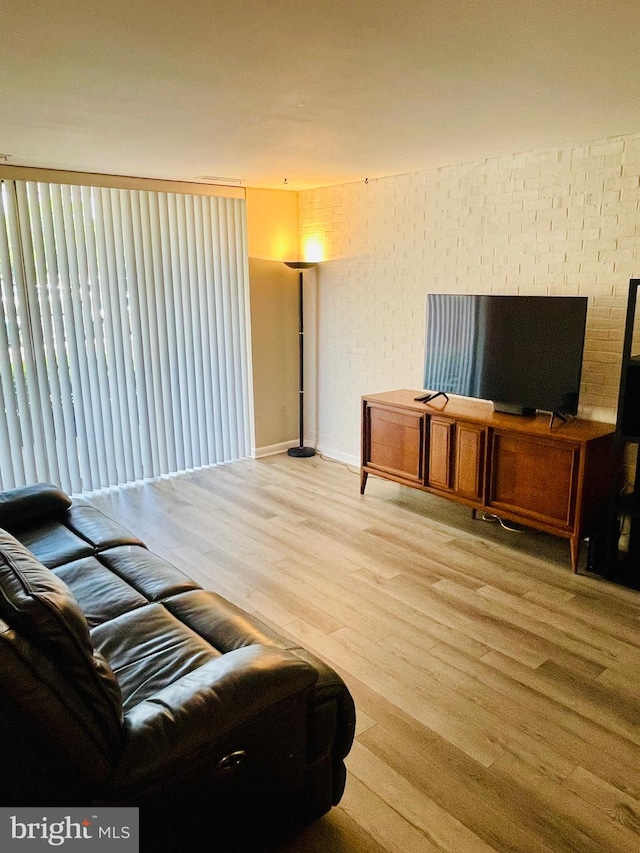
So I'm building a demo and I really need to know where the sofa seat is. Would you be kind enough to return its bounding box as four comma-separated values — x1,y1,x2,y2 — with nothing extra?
0,484,356,852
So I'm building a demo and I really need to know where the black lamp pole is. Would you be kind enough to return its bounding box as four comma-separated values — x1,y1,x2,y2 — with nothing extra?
284,261,316,457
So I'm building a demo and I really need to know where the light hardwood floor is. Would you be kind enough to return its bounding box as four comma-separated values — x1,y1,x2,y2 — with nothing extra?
89,454,640,853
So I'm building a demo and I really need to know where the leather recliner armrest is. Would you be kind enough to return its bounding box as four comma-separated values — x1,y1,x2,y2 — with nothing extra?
111,644,318,792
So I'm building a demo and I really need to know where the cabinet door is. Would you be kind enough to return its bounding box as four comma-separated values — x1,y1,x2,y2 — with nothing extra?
427,418,485,500
454,422,485,501
489,431,578,529
365,404,424,483
428,417,454,490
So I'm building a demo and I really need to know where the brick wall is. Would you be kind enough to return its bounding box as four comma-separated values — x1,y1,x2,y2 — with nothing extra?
299,133,640,464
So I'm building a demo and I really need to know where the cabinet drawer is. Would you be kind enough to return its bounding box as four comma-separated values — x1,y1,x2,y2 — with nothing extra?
365,405,424,483
489,431,578,528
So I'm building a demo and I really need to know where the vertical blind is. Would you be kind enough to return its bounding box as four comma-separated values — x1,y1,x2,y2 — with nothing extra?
0,179,253,495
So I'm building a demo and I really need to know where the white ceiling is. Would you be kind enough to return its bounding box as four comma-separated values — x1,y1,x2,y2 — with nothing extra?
3,1,640,190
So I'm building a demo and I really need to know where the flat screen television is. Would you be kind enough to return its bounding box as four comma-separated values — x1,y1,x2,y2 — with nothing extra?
422,294,588,416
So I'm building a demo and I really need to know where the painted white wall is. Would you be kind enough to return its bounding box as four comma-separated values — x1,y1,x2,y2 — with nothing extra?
299,133,640,466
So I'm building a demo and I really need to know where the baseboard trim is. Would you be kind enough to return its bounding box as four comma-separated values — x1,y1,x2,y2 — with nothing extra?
253,440,299,458
316,446,360,469
253,442,360,470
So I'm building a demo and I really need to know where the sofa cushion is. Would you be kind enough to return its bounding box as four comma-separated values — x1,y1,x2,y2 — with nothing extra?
65,502,146,551
91,603,220,709
14,520,95,568
0,529,123,749
100,545,200,600
164,589,299,652
53,556,149,628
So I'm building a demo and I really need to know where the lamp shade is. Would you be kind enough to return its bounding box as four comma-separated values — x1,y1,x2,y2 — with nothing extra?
284,261,316,269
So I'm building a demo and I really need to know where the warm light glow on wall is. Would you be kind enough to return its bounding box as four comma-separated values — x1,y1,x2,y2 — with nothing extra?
302,236,324,263
271,231,297,261
246,188,298,260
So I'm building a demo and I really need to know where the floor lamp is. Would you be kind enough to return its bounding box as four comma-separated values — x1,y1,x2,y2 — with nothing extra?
284,261,316,457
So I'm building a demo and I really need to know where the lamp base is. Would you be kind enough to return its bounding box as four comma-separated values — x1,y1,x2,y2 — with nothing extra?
287,446,316,458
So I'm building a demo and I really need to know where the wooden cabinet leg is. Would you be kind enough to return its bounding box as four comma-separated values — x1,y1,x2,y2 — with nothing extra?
360,470,368,494
570,536,580,573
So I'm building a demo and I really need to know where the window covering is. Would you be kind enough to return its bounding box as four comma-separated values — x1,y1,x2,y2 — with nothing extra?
0,180,253,494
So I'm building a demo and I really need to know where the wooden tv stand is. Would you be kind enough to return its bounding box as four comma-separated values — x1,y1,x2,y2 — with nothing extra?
361,390,615,572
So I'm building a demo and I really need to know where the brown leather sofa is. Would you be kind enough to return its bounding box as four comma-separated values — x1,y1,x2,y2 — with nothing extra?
0,484,355,852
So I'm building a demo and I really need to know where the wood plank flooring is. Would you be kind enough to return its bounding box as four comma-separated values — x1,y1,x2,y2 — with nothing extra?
88,454,640,853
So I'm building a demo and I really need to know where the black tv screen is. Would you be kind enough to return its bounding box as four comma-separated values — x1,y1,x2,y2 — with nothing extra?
423,294,588,416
